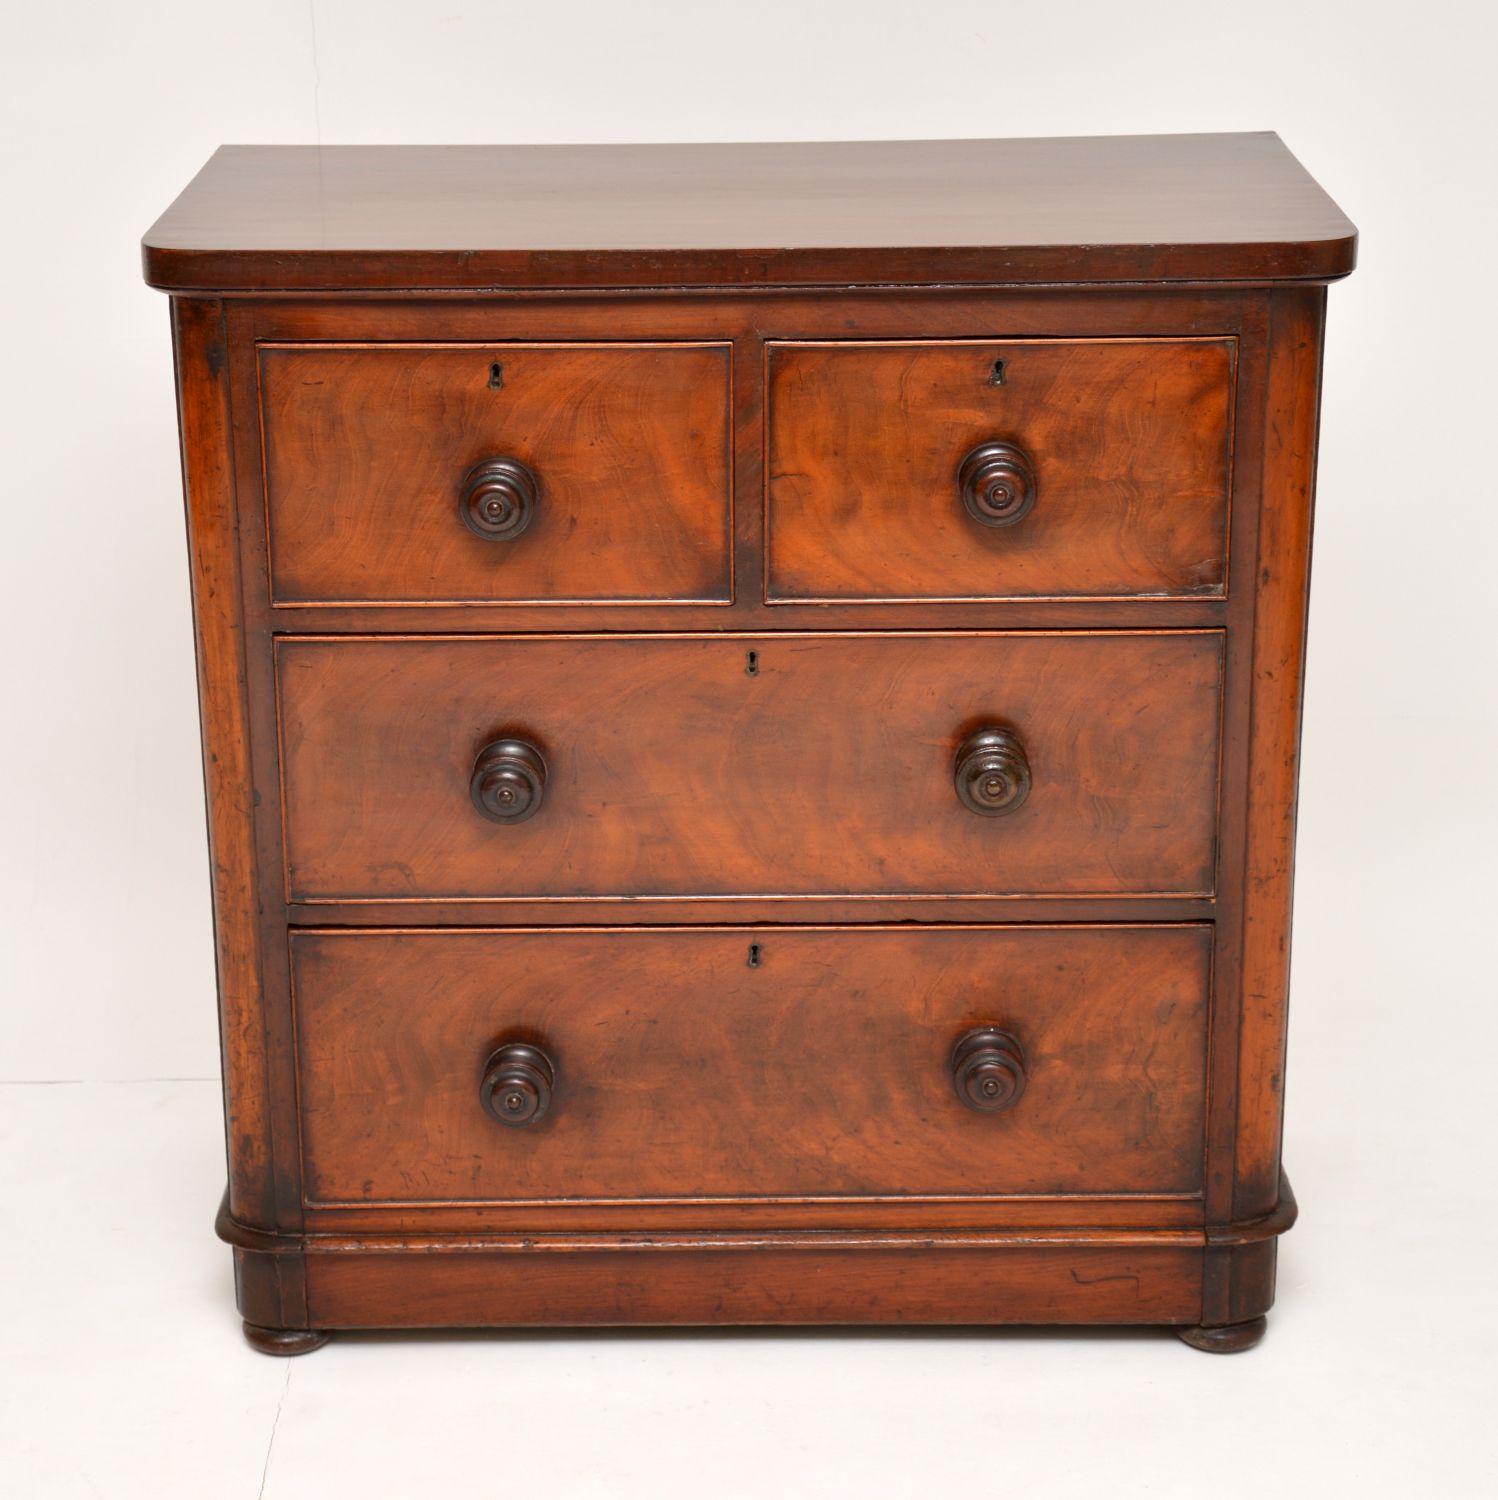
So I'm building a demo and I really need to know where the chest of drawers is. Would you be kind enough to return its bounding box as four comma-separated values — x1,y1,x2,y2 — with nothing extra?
143,134,1355,1354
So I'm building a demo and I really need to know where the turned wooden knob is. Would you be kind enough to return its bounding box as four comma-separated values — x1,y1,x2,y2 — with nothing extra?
954,726,1031,816
479,1042,555,1126
470,737,547,823
958,441,1036,527
952,1027,1027,1112
460,457,538,541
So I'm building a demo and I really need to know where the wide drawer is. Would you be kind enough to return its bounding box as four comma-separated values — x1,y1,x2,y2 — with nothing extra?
258,342,733,604
766,338,1234,601
292,925,1210,1206
276,631,1223,901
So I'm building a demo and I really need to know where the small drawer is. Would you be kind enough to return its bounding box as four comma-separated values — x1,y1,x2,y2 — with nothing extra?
766,338,1234,601
276,630,1223,901
292,925,1210,1207
258,342,733,604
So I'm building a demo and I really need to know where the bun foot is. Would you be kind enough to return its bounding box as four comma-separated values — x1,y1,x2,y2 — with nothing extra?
1174,1315,1267,1353
243,1321,330,1356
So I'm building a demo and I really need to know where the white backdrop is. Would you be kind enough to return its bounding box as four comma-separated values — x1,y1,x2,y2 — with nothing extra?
4,0,1494,1086
4,3,1496,1495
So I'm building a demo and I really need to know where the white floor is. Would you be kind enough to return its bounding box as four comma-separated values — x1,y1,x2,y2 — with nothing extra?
1,1065,1492,1498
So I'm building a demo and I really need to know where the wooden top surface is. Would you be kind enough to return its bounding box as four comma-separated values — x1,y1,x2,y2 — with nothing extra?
142,133,1356,292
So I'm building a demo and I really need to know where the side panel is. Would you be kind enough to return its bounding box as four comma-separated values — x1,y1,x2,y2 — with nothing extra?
172,299,282,1231
1229,286,1326,1221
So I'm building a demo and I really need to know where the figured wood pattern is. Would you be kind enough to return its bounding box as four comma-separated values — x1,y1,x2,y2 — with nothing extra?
767,339,1234,601
275,631,1224,901
260,342,733,604
291,925,1210,1205
145,135,1353,1345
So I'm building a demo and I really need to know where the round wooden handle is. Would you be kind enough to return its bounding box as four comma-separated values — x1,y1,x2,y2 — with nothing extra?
470,737,547,823
951,1027,1027,1112
479,1042,555,1127
460,457,538,541
958,441,1036,527
954,726,1031,816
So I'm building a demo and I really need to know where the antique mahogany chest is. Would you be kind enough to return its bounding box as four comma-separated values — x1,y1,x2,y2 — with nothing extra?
143,134,1355,1354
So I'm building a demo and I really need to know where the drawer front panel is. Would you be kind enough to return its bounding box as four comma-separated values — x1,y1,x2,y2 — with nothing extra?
766,338,1234,601
292,926,1210,1205
277,631,1223,901
259,342,733,604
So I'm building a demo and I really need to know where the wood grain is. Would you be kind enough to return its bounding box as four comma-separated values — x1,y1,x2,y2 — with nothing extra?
230,287,1256,641
259,342,732,604
144,136,1353,1344
142,135,1357,291
1231,287,1327,1219
275,631,1224,901
170,300,281,1229
305,1242,1205,1327
767,339,1234,600
302,1196,1207,1236
291,925,1210,1207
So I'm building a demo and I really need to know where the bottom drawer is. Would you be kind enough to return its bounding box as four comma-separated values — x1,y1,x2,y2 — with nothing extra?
291,925,1209,1211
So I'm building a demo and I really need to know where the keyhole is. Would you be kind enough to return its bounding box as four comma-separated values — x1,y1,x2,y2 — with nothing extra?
989,358,1007,386
745,650,759,677
488,361,505,389
747,943,762,968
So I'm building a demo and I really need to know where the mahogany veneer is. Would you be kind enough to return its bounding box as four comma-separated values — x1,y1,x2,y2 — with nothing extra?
260,341,732,604
144,133,1355,1354
276,631,1223,901
766,337,1234,601
292,926,1210,1207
